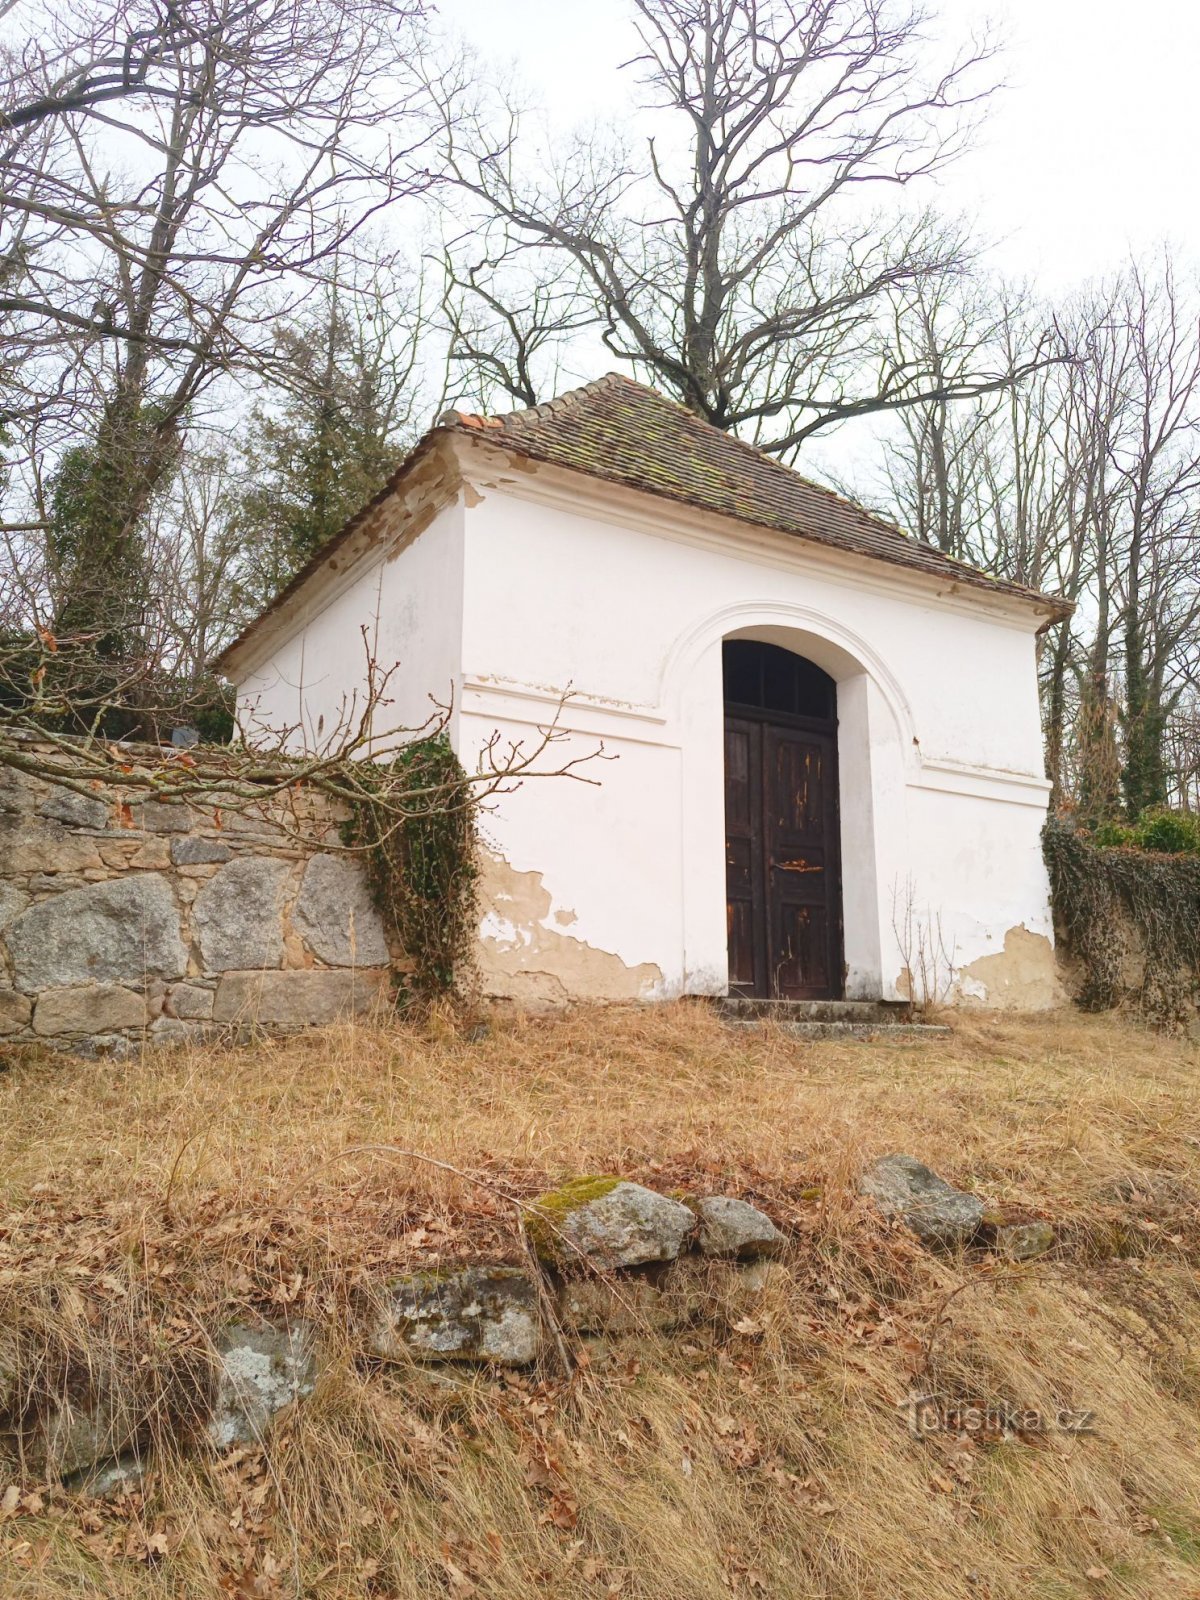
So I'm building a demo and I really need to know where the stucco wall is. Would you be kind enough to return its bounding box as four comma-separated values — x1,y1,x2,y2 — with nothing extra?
229,436,1061,1011
453,452,1059,1009
236,492,466,752
0,750,394,1052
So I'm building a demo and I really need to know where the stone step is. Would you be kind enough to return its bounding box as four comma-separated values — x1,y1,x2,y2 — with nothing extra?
713,996,913,1025
723,1018,950,1043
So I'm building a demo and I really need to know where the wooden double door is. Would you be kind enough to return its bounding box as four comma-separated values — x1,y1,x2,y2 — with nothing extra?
724,709,844,1001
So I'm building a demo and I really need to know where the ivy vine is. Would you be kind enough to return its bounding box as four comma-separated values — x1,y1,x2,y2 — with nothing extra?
343,736,479,999
1043,816,1200,1028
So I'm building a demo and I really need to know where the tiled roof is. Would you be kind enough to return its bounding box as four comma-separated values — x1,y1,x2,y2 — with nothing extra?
439,374,1064,613
217,373,1065,671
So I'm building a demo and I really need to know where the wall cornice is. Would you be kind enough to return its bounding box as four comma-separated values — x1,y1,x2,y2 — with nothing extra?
907,757,1052,809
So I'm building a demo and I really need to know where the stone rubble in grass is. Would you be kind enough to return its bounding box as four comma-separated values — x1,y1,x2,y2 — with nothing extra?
70,1454,148,1498
530,1179,698,1268
860,1153,985,1249
735,1259,789,1296
990,1218,1056,1261
373,1266,543,1365
0,1169,1080,1496
695,1195,785,1258
34,1390,142,1478
207,1322,317,1450
558,1275,683,1336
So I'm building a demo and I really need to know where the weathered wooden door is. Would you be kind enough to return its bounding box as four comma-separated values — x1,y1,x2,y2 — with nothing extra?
724,644,844,1000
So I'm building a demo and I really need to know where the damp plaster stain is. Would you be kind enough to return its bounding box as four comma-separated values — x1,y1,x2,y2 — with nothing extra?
476,849,662,1005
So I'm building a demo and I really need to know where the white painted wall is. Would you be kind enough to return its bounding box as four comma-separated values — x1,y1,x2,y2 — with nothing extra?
455,453,1055,1006
235,496,466,755
231,440,1058,1009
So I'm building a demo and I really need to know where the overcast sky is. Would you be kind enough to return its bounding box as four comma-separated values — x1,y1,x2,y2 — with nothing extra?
437,0,1200,293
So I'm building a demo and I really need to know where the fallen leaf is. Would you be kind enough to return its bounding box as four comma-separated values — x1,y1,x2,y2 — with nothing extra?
143,1529,170,1560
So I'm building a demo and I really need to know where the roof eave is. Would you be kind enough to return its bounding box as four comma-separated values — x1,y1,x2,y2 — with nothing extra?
452,427,1069,625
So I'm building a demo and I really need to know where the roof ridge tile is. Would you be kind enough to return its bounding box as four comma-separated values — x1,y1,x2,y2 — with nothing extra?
492,372,629,430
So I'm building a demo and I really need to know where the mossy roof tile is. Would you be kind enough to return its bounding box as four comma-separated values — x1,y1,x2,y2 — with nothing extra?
439,375,1063,613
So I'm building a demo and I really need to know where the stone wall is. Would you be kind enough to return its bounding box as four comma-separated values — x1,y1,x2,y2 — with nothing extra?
5,1178,791,1487
0,748,396,1052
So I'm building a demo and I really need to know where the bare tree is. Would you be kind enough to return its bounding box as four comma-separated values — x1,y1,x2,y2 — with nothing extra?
0,0,431,387
876,276,1068,577
437,222,600,410
141,438,247,683
870,277,1087,799
874,252,1200,817
431,0,1020,455
1106,261,1200,814
0,0,435,648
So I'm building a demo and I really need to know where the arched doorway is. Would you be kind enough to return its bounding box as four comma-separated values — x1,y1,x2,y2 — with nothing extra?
723,640,844,999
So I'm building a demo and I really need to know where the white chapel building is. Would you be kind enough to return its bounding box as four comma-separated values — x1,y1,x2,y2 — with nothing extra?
216,375,1066,1010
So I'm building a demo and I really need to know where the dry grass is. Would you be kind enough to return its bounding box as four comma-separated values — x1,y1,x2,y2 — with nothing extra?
1,1003,1199,1599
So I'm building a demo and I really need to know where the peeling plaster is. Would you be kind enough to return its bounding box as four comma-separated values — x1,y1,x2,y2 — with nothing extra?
955,926,1064,1012
476,849,663,1006
379,450,461,565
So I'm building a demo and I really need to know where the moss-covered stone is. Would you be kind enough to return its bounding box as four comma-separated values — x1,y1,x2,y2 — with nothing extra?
527,1177,696,1268
526,1176,622,1260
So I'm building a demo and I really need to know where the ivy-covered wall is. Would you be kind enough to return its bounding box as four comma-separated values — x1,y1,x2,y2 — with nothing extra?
1043,816,1200,1029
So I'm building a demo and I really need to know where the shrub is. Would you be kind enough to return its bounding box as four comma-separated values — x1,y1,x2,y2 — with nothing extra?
1091,819,1136,850
343,735,479,999
1130,807,1200,856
